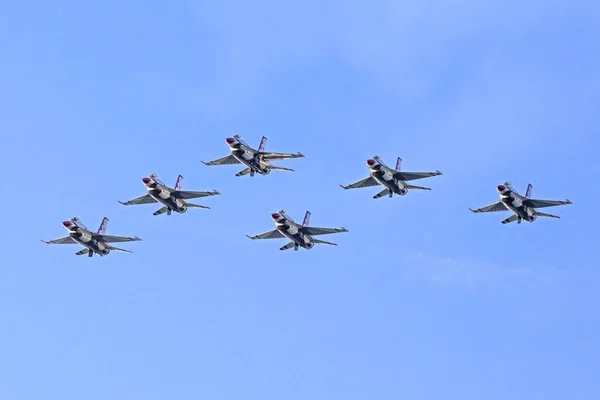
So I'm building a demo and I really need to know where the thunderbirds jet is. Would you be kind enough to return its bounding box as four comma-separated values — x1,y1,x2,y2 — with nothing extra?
340,155,443,199
202,135,304,177
119,174,220,215
246,210,348,251
42,217,141,257
469,182,572,224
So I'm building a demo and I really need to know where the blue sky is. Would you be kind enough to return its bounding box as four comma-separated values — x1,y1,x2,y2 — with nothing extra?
1,1,599,398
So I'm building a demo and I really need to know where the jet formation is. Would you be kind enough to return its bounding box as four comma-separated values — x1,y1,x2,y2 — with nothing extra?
42,135,573,256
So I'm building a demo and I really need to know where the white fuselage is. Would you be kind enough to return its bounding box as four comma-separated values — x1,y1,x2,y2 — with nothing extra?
63,223,110,256
497,186,536,222
229,144,270,174
272,216,314,249
144,181,187,213
369,164,408,195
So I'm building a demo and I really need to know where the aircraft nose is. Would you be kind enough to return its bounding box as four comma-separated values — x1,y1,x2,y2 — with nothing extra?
497,185,506,192
226,137,236,145
62,221,73,228
142,177,151,184
366,159,376,166
271,213,281,220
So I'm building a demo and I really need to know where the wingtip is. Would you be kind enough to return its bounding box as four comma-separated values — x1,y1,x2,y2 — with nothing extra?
246,235,255,240
468,208,476,213
340,227,349,232
41,239,49,244
213,190,221,195
566,199,572,204
118,201,127,205
297,152,305,157
339,184,348,190
201,161,209,166
436,170,443,175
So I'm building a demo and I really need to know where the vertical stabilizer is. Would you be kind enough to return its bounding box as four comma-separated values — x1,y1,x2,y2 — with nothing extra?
175,175,183,191
302,211,311,227
395,157,402,171
525,183,532,198
258,136,267,152
97,217,109,234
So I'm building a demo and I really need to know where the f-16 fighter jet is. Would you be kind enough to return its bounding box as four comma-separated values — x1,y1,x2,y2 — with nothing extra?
42,217,141,257
202,135,304,177
340,155,442,199
119,174,220,216
246,210,348,251
469,182,572,224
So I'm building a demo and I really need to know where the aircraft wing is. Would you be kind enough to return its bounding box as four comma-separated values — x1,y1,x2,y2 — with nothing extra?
260,152,304,161
246,229,285,240
469,201,509,213
97,235,142,243
524,198,572,208
173,190,220,199
41,236,77,244
119,194,157,205
340,176,380,190
394,170,442,181
301,226,348,236
202,155,241,165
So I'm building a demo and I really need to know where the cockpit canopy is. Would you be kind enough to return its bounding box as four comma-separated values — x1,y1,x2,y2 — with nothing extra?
70,217,87,230
149,174,164,186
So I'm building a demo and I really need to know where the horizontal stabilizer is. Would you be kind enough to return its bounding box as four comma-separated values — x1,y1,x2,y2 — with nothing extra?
108,245,133,253
536,211,560,219
406,184,431,190
75,248,89,256
373,188,390,199
236,168,252,177
280,242,296,251
501,214,519,224
313,238,338,246
153,206,170,216
186,203,211,209
269,165,294,172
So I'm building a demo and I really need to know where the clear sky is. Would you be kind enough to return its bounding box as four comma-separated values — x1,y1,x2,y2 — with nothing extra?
1,1,599,399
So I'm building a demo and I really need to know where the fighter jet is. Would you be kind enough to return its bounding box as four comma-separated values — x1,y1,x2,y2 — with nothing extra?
469,181,572,224
246,210,348,251
202,135,304,177
42,217,141,257
340,155,442,199
119,174,220,216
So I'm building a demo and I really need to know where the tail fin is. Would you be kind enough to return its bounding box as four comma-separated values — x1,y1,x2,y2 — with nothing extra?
258,136,267,152
175,175,183,191
396,157,402,171
302,211,311,227
525,183,532,198
97,217,109,234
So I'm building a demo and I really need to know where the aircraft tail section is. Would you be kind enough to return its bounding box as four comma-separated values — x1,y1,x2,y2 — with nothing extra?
313,238,338,246
536,211,560,219
525,183,532,198
258,136,267,152
268,165,294,172
236,167,252,177
175,175,183,191
501,214,519,224
280,241,296,251
302,211,311,227
153,206,171,216
186,203,211,209
396,157,402,171
97,217,109,234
